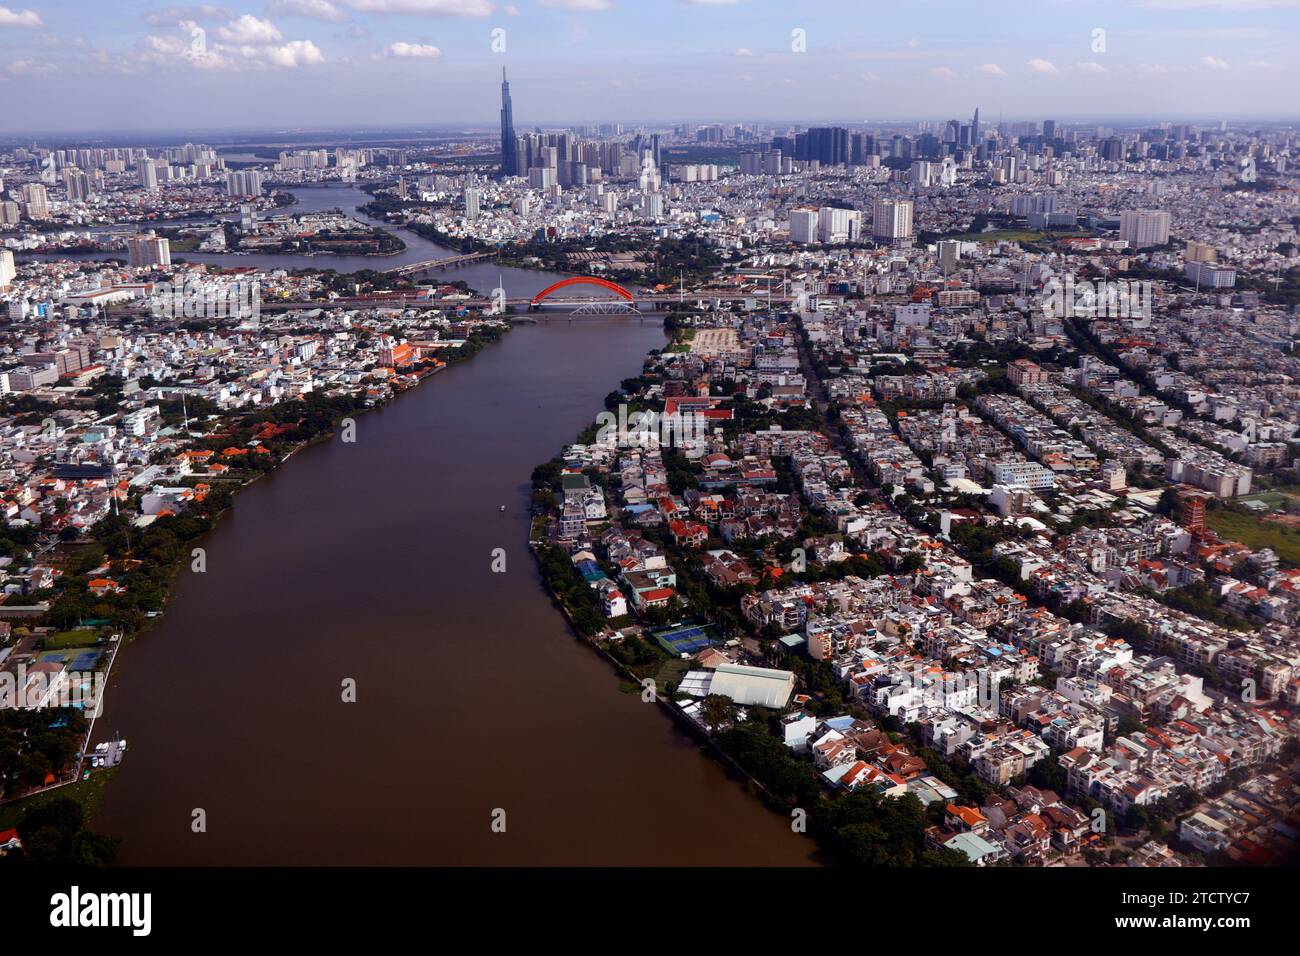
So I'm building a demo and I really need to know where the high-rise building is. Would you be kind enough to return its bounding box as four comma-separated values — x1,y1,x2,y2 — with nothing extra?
872,198,914,243
789,209,818,244
817,206,860,243
1012,195,1057,216
800,127,848,166
127,233,171,269
63,168,92,202
464,185,481,222
911,160,937,187
499,67,517,177
21,183,49,220
972,107,980,145
938,240,961,275
1184,261,1236,288
139,159,158,190
1119,209,1171,248
0,249,15,290
225,170,264,197
527,166,556,189
1100,137,1125,162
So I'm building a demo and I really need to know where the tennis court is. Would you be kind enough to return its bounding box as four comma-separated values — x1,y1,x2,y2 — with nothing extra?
70,651,101,671
650,622,716,655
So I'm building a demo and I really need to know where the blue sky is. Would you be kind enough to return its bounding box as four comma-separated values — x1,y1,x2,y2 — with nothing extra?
1,0,1297,132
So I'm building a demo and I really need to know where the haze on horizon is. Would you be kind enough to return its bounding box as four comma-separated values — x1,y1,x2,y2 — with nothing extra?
1,0,1297,134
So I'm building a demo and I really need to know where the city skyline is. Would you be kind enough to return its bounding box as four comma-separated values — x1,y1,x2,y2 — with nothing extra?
1,1,1299,132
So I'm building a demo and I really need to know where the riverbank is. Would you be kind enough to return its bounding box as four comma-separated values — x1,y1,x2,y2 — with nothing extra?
83,314,816,866
527,463,832,859
0,321,511,861
523,327,978,868
530,530,783,781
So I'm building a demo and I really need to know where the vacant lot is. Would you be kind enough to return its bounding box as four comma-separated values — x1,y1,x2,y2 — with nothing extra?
947,229,1048,244
1207,507,1300,566
690,328,740,355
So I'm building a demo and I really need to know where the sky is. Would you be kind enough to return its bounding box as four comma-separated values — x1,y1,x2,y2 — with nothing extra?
0,0,1297,134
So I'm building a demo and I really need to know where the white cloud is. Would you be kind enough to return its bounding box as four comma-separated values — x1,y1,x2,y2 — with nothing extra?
931,66,957,79
388,41,442,57
249,39,325,67
1201,55,1230,70
216,15,284,44
1140,0,1300,9
505,3,521,12
267,0,347,21
145,34,187,55
1072,61,1108,74
976,63,1006,76
1027,58,1058,74
340,0,493,15
734,47,753,56
539,0,614,9
142,5,232,26
0,5,43,28
143,26,324,70
6,57,53,74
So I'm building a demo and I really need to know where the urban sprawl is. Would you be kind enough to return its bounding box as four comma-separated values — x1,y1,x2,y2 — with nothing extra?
2,88,1299,867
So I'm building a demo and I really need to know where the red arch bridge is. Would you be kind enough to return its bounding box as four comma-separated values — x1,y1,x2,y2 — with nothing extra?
529,276,641,314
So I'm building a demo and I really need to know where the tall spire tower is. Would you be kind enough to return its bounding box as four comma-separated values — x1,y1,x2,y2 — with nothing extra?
972,107,980,145
499,67,517,177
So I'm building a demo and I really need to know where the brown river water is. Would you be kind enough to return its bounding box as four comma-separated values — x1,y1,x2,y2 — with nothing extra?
91,314,820,865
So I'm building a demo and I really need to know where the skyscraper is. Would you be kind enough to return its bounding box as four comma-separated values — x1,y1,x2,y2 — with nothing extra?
127,233,171,269
499,67,517,177
1119,209,1171,249
972,107,980,145
797,127,848,166
138,159,158,191
225,170,263,197
872,199,914,244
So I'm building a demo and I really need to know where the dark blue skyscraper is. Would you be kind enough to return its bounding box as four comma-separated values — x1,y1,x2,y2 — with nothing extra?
500,67,517,177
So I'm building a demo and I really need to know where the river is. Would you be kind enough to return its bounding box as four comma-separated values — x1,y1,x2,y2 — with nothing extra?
86,187,820,865
18,183,600,300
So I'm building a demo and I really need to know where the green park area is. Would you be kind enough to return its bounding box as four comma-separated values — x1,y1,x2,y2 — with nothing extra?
44,629,101,650
947,229,1047,244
